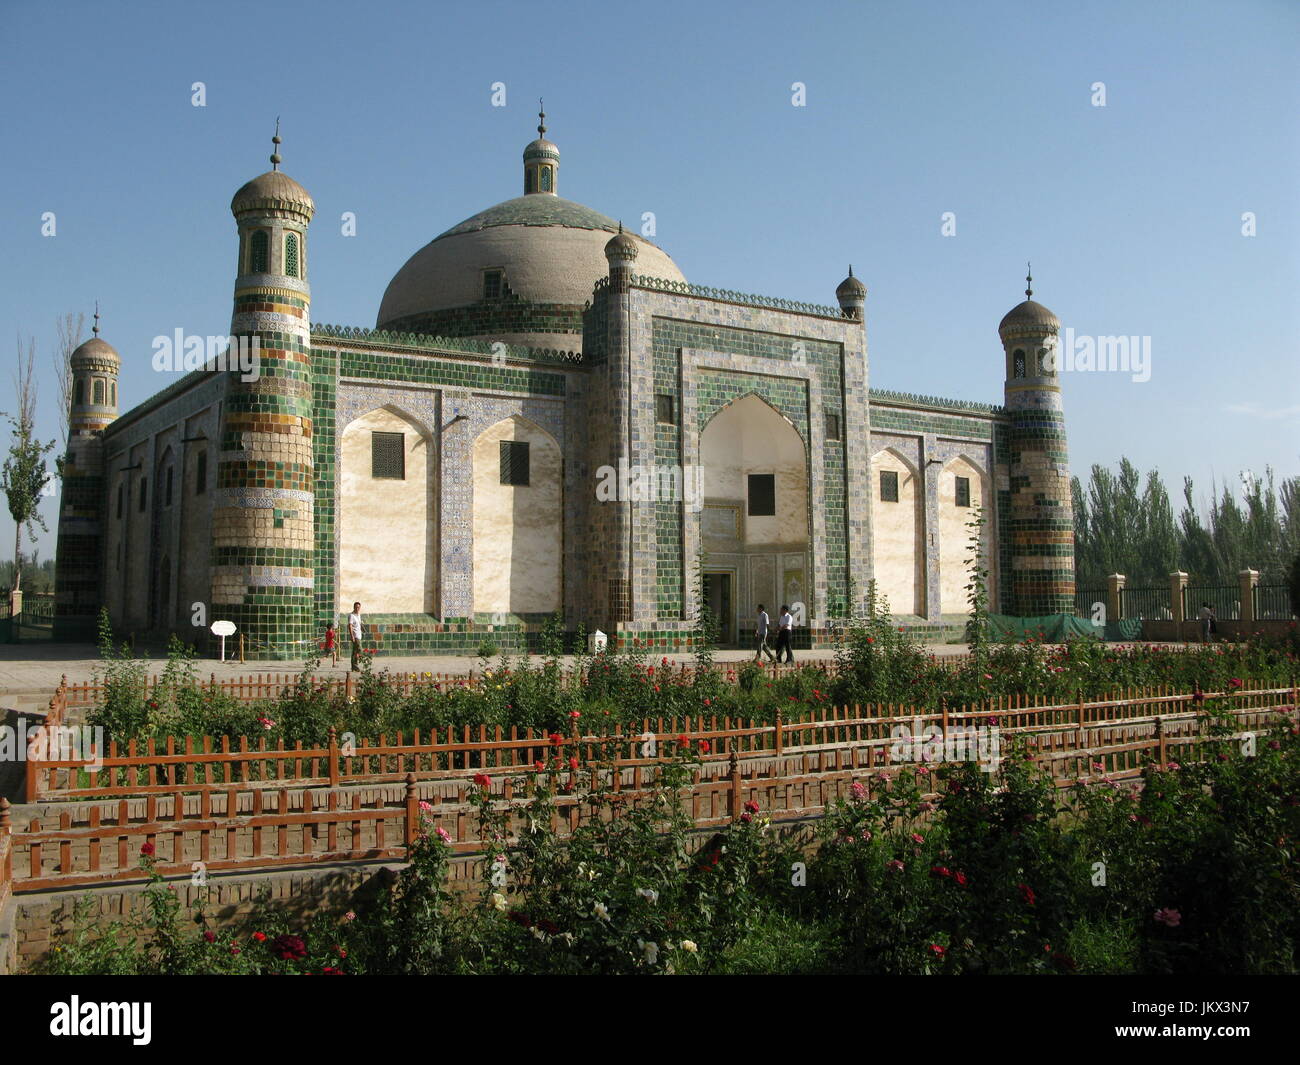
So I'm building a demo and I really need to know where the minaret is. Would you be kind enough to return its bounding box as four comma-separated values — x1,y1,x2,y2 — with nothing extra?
999,265,1075,615
210,124,316,658
836,265,866,320
54,306,121,639
523,101,559,195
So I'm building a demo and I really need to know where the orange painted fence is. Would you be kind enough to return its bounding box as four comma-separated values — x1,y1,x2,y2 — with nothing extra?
3,691,1295,895
25,682,1295,803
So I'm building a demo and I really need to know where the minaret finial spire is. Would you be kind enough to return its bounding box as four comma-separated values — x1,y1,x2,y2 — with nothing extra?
538,98,546,138
92,301,100,336
270,117,282,171
1025,261,1033,300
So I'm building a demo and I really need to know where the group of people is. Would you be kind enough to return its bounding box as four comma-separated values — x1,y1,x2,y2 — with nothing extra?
321,602,367,670
753,604,796,663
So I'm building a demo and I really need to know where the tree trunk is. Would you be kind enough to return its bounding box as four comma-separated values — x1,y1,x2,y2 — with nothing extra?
13,522,20,592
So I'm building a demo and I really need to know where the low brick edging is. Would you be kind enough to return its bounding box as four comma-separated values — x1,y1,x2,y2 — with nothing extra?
1140,619,1297,643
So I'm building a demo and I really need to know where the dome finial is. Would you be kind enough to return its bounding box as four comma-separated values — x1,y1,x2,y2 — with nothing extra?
92,301,100,336
849,264,854,277
270,116,282,171
538,98,546,138
1025,261,1033,300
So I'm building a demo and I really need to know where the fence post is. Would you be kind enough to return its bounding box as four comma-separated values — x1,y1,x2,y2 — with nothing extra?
345,671,354,702
1155,718,1167,769
1076,693,1086,752
729,753,742,821
0,797,10,908
238,632,245,664
1239,569,1259,625
1169,572,1188,635
1107,574,1126,622
774,708,783,756
404,773,419,847
328,727,340,788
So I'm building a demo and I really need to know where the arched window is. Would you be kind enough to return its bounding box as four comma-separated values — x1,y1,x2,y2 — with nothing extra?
110,381,116,406
525,168,537,194
250,230,270,273
284,232,300,278
93,379,104,405
540,167,552,192
1013,349,1026,378
74,380,84,405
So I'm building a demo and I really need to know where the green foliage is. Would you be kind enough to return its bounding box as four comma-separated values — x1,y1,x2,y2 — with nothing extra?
41,717,1300,974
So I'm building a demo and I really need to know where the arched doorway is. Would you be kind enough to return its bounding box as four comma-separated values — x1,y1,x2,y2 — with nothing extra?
699,394,809,645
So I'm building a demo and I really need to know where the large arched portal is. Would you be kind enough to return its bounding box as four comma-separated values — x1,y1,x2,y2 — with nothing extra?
938,455,990,614
338,407,436,614
699,394,809,645
870,448,925,616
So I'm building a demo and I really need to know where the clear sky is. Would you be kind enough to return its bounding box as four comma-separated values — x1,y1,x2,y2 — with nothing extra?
1,0,1297,560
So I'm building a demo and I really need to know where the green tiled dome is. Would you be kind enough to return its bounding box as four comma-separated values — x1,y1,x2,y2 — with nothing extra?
438,196,620,239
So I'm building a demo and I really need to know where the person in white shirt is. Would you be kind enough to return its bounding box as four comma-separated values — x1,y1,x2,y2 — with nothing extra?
754,605,776,663
347,602,365,671
775,605,795,663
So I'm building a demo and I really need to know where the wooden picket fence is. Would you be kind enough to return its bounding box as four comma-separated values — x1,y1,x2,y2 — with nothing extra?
1,691,1292,895
24,679,1293,804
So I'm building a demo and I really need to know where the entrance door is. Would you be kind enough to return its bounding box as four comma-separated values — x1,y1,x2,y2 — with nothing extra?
703,572,733,646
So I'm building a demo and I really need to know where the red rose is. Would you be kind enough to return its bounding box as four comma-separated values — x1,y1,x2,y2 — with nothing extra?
252,932,268,943
473,773,492,789
533,760,545,771
549,734,563,746
203,931,215,943
1018,883,1036,906
698,740,710,753
140,842,155,857
743,800,759,814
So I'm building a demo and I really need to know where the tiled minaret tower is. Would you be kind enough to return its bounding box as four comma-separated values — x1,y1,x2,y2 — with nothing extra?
999,266,1075,615
53,308,120,639
211,125,316,658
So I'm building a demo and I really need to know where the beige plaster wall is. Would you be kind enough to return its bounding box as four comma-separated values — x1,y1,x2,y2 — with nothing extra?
870,450,923,615
338,407,435,614
938,456,987,613
472,416,561,614
701,395,807,547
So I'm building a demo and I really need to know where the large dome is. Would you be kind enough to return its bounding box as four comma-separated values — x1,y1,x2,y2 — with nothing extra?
376,195,685,343
376,119,685,348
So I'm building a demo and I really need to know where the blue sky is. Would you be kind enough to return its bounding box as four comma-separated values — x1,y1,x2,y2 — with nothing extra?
1,0,1297,559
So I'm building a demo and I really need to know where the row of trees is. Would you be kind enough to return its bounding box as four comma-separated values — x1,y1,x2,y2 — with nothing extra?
1072,459,1300,588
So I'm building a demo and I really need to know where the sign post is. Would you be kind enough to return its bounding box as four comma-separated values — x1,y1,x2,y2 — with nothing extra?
211,620,237,662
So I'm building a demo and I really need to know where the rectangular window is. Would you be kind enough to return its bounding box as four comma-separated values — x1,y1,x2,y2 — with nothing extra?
825,412,841,441
195,451,207,495
955,476,971,508
138,477,147,512
880,470,899,503
371,432,405,479
747,473,775,516
655,393,676,425
483,269,503,300
500,440,530,485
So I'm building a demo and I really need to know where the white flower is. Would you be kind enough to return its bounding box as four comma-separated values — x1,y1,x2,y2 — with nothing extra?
490,892,508,912
637,939,659,965
680,939,698,953
636,887,659,904
593,901,610,922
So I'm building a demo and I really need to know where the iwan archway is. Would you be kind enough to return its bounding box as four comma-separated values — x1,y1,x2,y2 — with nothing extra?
698,393,809,646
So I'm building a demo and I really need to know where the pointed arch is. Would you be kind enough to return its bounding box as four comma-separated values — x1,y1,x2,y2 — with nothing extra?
472,414,562,615
870,446,924,615
938,453,991,613
338,405,437,614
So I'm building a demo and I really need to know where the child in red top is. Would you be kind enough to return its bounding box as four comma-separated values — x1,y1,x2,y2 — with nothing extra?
323,622,337,666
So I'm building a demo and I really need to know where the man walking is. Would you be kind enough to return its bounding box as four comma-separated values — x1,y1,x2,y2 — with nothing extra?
348,601,365,671
775,604,795,663
754,604,776,663
1198,601,1216,644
